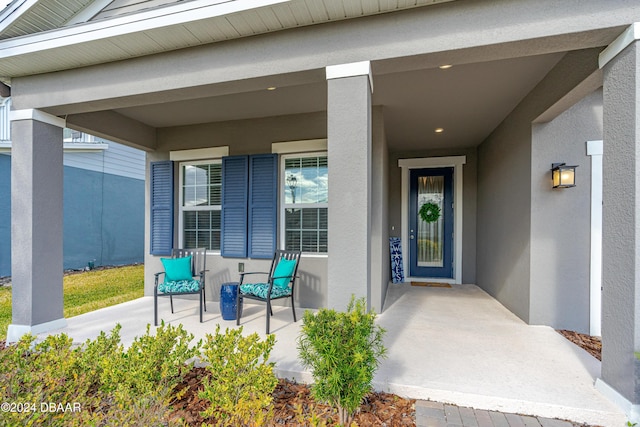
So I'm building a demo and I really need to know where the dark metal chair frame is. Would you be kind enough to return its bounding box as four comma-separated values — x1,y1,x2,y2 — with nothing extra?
154,247,207,326
236,249,301,334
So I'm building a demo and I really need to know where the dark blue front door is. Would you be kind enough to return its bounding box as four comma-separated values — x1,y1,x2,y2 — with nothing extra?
409,167,454,278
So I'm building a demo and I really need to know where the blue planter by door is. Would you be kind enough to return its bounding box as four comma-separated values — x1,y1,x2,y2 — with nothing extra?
220,283,241,320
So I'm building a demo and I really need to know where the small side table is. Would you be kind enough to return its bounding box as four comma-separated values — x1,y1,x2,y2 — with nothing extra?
220,282,241,320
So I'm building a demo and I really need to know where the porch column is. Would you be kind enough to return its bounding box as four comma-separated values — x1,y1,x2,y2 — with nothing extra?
326,61,372,310
597,23,640,421
6,109,66,342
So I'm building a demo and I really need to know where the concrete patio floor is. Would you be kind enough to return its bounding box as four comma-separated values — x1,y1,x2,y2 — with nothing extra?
38,283,625,426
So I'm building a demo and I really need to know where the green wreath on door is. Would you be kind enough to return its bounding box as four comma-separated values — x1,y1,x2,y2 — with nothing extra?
419,202,441,223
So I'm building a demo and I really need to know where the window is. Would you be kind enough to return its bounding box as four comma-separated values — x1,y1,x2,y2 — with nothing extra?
179,160,222,251
282,154,328,254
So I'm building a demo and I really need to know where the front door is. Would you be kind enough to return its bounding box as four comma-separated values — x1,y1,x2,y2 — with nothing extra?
409,167,454,278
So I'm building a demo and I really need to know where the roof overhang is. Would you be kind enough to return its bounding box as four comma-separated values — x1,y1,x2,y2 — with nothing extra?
0,0,290,79
0,0,455,83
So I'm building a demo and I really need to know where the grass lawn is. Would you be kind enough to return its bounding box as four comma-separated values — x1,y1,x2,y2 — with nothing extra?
0,264,144,340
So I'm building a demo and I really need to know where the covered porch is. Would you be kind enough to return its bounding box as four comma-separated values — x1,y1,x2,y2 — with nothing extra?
37,283,624,426
2,0,640,422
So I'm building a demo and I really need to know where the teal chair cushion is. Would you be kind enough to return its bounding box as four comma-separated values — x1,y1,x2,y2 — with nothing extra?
272,257,297,289
159,279,201,293
240,283,291,299
161,256,193,281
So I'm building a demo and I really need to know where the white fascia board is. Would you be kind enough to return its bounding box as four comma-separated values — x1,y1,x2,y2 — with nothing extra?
0,0,290,58
10,108,65,128
599,22,640,68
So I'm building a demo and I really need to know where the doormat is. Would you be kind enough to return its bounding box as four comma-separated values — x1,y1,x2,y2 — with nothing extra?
411,282,452,288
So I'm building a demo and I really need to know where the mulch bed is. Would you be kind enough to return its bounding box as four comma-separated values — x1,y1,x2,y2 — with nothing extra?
557,330,602,361
169,368,416,426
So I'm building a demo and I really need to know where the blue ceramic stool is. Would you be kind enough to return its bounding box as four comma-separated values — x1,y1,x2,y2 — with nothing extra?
220,282,240,320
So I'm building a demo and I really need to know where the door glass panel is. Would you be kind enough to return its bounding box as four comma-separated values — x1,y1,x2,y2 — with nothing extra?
417,175,444,267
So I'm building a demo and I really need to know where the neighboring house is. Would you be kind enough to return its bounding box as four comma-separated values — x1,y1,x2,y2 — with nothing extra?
0,97,146,277
0,0,639,420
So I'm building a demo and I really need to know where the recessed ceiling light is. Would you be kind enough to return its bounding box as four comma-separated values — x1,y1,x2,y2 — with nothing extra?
435,128,444,133
438,64,453,70
267,86,277,91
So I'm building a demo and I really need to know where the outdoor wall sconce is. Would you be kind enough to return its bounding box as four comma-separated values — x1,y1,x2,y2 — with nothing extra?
551,163,577,188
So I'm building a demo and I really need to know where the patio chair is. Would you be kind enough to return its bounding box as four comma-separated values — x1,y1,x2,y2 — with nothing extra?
154,248,207,326
236,249,301,334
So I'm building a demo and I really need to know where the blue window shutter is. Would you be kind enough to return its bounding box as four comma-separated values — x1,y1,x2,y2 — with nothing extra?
150,161,173,255
248,154,278,259
221,156,248,257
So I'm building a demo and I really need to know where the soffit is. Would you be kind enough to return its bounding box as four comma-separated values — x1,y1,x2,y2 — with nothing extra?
0,0,455,79
0,0,95,39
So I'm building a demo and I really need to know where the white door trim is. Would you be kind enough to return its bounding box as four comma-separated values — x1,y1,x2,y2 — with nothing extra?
398,156,466,284
587,140,603,337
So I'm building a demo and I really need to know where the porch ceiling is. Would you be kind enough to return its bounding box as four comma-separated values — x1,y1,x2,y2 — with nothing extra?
110,51,565,151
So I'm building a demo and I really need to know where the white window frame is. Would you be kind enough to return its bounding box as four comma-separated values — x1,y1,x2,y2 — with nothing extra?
280,151,329,256
178,158,223,253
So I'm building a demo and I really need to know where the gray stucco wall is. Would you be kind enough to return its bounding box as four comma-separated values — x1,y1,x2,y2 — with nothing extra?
530,89,602,333
11,119,63,326
0,161,144,277
601,40,640,404
476,49,601,323
388,148,478,284
327,74,372,311
371,107,390,312
157,112,327,153
477,110,533,323
146,112,331,310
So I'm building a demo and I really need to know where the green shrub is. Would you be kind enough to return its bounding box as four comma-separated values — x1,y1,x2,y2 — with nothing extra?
97,322,201,425
199,325,277,426
297,296,387,426
0,332,104,426
292,402,330,427
0,323,200,427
